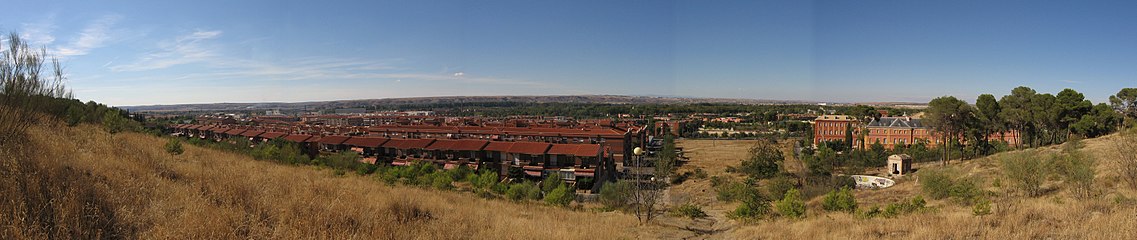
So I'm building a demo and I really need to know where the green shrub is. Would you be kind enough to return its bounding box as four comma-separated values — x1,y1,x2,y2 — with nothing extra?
1053,150,1096,198
920,169,982,204
878,196,926,218
505,182,533,201
470,171,499,190
765,175,796,200
737,141,784,179
447,165,473,182
165,138,184,155
599,181,632,210
774,188,806,219
541,175,565,193
526,183,543,200
1001,153,1048,197
430,173,453,190
693,168,708,179
728,191,771,221
972,198,992,216
716,178,758,202
543,185,576,207
377,169,398,185
670,203,708,219
822,186,857,213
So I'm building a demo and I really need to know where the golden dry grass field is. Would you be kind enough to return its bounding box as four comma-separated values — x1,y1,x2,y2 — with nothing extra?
1,122,638,239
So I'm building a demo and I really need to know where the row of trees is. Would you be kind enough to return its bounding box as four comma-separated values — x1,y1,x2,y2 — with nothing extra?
924,86,1127,165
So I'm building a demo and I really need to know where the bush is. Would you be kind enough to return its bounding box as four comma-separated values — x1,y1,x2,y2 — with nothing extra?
469,171,499,190
737,141,784,179
670,203,708,219
920,169,982,203
876,196,926,218
543,185,576,207
1053,149,1096,198
1001,153,1048,197
774,188,806,219
541,175,565,193
599,181,633,210
430,173,453,190
447,165,473,182
715,178,758,202
693,168,708,179
165,138,184,155
506,182,534,201
972,198,992,216
765,175,796,200
822,186,857,213
728,192,770,220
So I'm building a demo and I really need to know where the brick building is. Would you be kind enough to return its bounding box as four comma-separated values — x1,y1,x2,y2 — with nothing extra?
812,115,859,146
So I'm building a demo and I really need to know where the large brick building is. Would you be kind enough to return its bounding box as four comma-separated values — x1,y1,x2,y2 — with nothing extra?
864,116,937,148
812,115,859,146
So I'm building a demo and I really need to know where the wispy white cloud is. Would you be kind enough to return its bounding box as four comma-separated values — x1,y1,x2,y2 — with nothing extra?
110,29,222,71
20,16,58,46
55,15,121,56
103,28,562,94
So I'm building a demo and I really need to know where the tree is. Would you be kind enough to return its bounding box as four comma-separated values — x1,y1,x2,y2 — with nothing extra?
774,188,806,218
1056,89,1092,141
1030,93,1059,146
655,135,677,179
999,86,1037,148
1,32,71,144
975,94,1003,153
1072,103,1123,138
1110,88,1137,120
821,186,857,213
847,105,881,149
924,96,975,165
738,140,784,179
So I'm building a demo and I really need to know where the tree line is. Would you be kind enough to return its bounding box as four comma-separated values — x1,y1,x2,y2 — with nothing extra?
924,86,1129,165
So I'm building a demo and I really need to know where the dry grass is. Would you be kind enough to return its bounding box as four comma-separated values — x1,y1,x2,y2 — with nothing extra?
2,122,637,239
8,122,1137,240
664,137,1137,239
718,133,1137,239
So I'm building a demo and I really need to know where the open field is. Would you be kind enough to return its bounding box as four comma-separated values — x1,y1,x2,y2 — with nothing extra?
1,122,638,239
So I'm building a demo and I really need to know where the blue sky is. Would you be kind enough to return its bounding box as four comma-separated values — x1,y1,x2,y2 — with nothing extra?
2,0,1135,106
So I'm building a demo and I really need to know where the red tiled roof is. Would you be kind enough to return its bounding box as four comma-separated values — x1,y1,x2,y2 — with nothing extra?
484,142,513,152
507,142,551,155
424,139,457,150
573,144,602,157
240,130,265,137
547,144,579,155
211,128,230,133
450,140,489,151
260,132,287,139
402,139,436,149
316,135,351,145
283,134,314,143
382,138,436,149
225,129,246,135
344,137,389,148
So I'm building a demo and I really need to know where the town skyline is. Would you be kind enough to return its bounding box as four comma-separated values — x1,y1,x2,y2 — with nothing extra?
3,0,1136,106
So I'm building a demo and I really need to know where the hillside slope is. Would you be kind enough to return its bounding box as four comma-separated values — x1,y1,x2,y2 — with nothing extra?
719,132,1137,239
2,122,635,239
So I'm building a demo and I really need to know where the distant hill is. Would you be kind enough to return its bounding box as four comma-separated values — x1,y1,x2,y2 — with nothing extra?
121,95,819,112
